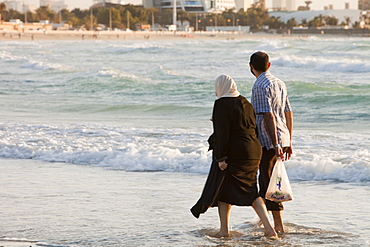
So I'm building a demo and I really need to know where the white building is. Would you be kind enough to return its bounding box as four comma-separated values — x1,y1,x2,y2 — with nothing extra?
211,0,254,12
40,0,68,12
231,0,254,11
3,1,22,12
52,1,68,11
269,9,362,27
272,0,295,11
40,0,53,7
144,0,255,13
3,0,37,13
214,0,238,11
93,0,126,5
285,0,295,11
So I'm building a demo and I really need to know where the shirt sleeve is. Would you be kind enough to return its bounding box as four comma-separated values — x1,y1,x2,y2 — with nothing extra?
284,96,292,112
212,100,229,162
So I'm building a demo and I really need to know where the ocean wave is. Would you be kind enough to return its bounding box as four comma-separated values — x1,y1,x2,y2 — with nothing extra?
287,132,370,182
288,151,370,183
288,80,370,97
254,38,291,51
272,55,370,73
1,38,369,183
20,60,76,71
104,43,168,54
0,123,369,182
97,67,140,80
0,123,212,173
0,51,75,72
87,104,210,117
0,50,24,61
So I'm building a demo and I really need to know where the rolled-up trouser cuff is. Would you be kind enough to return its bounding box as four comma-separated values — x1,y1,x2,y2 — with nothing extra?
265,198,284,211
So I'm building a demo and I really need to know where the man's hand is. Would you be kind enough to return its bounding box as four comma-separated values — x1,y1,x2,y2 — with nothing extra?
218,160,228,171
284,145,293,161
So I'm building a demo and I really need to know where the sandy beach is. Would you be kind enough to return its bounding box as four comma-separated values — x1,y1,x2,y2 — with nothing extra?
0,29,311,42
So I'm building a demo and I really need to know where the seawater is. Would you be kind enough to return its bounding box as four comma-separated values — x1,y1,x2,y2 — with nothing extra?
0,36,370,246
1,37,369,182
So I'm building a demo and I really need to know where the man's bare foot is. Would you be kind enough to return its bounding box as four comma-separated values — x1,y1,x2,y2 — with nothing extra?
264,234,279,240
274,224,284,233
272,210,284,233
214,231,230,238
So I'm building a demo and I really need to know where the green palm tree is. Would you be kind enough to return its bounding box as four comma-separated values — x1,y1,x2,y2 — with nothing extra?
0,2,7,22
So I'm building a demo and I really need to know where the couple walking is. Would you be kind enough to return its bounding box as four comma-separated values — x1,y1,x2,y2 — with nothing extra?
191,51,294,239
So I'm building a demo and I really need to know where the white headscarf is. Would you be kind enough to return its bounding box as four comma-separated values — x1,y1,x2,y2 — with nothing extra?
214,74,240,99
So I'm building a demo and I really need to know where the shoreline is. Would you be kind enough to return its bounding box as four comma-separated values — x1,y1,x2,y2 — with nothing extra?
0,30,340,41
0,157,369,246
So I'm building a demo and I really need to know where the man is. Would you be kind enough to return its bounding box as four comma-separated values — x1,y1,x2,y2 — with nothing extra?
249,51,293,233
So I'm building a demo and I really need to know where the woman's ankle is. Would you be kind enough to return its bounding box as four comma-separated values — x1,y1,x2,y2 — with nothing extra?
215,230,230,238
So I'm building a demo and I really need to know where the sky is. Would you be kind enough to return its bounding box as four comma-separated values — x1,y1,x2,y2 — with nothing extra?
25,0,359,11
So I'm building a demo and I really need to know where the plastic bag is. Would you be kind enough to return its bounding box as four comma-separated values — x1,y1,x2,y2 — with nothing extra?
265,159,293,202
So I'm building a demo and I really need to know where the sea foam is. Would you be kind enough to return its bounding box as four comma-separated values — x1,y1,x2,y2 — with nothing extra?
1,123,369,182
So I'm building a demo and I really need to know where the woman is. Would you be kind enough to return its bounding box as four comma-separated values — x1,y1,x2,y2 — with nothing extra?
191,74,277,238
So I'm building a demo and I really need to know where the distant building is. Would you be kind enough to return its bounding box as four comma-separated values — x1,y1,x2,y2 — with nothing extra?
93,0,127,6
212,0,255,12
272,0,295,11
143,0,253,13
3,0,37,13
0,19,53,31
324,4,333,10
215,0,238,11
358,0,370,10
233,0,253,11
3,1,22,12
269,9,362,27
286,0,295,11
40,0,68,12
40,0,53,7
157,0,207,12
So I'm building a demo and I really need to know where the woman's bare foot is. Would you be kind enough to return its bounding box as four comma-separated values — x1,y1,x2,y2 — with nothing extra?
264,228,278,239
214,231,230,238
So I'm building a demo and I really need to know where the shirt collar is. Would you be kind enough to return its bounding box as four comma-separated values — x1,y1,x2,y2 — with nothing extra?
257,71,270,80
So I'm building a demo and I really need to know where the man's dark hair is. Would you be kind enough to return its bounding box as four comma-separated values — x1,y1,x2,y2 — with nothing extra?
250,51,269,72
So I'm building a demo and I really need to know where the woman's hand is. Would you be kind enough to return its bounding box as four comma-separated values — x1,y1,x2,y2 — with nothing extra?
218,161,228,171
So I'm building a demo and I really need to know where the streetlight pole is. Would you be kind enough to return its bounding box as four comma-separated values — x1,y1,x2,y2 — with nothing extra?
152,11,154,30
173,0,177,26
195,13,198,31
90,8,93,30
23,2,27,24
127,11,130,30
109,7,112,30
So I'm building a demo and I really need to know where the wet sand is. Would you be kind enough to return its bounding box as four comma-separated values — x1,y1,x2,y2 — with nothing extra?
0,158,369,246
0,30,307,42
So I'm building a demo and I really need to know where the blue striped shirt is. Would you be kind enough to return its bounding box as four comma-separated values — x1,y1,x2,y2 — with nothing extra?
251,71,292,150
